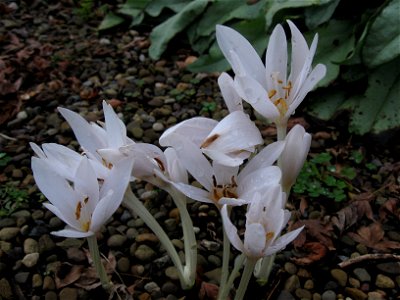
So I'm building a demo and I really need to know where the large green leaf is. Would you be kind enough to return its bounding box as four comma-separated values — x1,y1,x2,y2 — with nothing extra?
304,0,340,29
149,0,209,60
350,59,400,134
98,12,125,31
145,0,193,17
308,20,355,87
187,16,268,73
362,0,400,68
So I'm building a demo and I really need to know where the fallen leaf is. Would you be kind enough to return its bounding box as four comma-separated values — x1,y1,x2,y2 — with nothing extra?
291,219,335,250
291,242,328,265
379,198,400,221
199,282,220,300
331,199,374,233
55,263,84,289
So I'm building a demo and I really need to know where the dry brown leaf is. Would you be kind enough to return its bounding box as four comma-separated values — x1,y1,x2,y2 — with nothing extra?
291,242,328,265
347,222,400,251
55,263,85,289
291,219,335,250
379,198,400,221
331,199,374,233
198,282,220,300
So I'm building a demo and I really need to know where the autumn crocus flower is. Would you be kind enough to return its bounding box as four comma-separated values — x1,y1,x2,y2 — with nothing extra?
221,184,303,258
280,124,311,193
160,110,263,167
216,21,326,130
58,100,134,167
32,155,133,238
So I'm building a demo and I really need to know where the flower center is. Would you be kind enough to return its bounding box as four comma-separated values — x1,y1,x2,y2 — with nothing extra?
267,79,292,117
211,175,238,203
75,196,91,232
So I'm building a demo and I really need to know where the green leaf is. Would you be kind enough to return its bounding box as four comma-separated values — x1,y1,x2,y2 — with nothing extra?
145,0,193,17
304,0,340,29
362,0,400,68
341,166,357,180
149,0,209,60
350,58,400,134
98,12,125,31
309,20,356,87
307,90,347,121
265,0,331,29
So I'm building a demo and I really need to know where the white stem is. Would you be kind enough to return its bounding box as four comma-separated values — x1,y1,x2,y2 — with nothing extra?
234,257,257,300
87,235,112,292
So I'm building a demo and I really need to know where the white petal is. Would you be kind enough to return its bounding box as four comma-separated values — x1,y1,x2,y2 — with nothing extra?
216,25,265,86
32,158,77,213
213,162,239,185
30,142,45,158
238,166,282,197
287,20,309,86
160,117,217,148
239,141,285,180
244,223,267,258
43,203,81,232
58,107,105,156
219,197,249,206
51,228,94,238
263,226,304,256
103,100,128,148
160,133,214,190
164,148,188,184
220,205,245,253
218,72,243,112
235,75,280,120
89,190,114,233
265,24,288,90
74,157,99,210
171,182,213,204
287,63,326,116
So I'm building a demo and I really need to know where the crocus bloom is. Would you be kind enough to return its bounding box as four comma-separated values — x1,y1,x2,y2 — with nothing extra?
58,100,134,167
218,72,243,113
32,155,134,238
160,133,284,208
216,21,326,128
160,110,263,167
280,124,311,193
221,185,303,258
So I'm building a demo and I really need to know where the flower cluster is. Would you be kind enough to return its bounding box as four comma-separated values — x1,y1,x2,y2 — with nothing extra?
31,20,325,298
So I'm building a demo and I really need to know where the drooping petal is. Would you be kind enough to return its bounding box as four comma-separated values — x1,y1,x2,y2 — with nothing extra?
234,75,280,120
265,24,288,91
43,203,81,232
239,141,284,180
51,227,94,238
263,226,304,256
244,223,267,258
218,72,243,112
171,182,213,203
160,117,218,148
220,205,245,253
216,25,265,86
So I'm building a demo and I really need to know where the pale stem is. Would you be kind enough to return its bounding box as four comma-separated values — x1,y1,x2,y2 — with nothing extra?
253,254,275,285
87,234,112,292
234,257,257,300
276,123,287,141
217,254,245,300
122,186,192,289
165,185,197,288
219,207,232,296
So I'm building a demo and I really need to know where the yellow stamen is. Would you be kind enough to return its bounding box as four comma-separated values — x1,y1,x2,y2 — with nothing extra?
273,98,288,116
82,220,91,232
266,231,275,241
268,89,277,99
75,201,82,220
282,81,292,99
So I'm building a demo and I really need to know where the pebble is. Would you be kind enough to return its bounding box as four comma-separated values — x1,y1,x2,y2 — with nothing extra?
107,234,127,247
376,262,400,274
304,279,314,289
284,274,300,292
59,287,78,300
161,281,178,294
277,290,295,300
208,254,221,267
200,240,220,252
43,276,55,290
0,278,13,299
38,234,56,253
117,257,130,273
345,287,368,299
144,281,161,294
15,272,29,284
203,268,222,284
367,291,386,300
152,122,164,132
0,227,20,241
23,238,39,254
331,268,348,286
22,252,39,268
45,291,58,300
154,255,172,268
131,264,145,276
284,262,297,275
321,290,336,300
136,233,159,244
165,266,180,281
66,247,86,262
134,244,156,262
354,268,371,282
32,273,43,288
375,274,395,289
164,218,177,231
295,288,312,299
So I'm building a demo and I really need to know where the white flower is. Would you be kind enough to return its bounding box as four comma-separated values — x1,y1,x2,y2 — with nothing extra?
280,124,311,192
160,134,284,207
32,155,134,238
160,110,263,167
218,72,243,113
58,100,134,167
216,21,326,127
221,185,303,258
30,142,109,180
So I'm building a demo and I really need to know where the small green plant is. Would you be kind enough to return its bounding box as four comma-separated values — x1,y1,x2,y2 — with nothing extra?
293,152,356,202
0,153,11,167
0,183,29,217
200,101,217,114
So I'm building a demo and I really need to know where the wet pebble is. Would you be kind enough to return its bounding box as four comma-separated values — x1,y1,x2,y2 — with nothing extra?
23,238,39,254
375,274,395,289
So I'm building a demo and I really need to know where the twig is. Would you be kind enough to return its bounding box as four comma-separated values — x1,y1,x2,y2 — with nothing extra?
338,253,400,268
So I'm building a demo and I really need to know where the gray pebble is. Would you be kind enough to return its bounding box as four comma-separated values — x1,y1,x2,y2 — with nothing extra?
22,252,40,268
0,227,20,241
15,272,30,284
354,268,371,282
165,266,180,281
107,234,127,247
117,257,130,273
23,238,39,254
321,290,336,300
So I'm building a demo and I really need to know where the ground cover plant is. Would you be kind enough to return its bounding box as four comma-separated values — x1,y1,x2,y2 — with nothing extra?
0,1,399,299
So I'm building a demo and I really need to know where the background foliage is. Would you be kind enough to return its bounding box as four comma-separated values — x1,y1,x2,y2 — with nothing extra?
96,0,399,135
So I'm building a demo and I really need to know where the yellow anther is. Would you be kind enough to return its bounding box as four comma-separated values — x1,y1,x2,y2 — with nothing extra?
268,89,277,99
266,231,275,241
75,201,82,220
273,98,289,116
82,220,91,232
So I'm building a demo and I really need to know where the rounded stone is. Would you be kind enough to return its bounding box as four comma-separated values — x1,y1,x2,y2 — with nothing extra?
321,290,336,300
107,234,127,247
117,257,130,273
165,266,180,281
59,287,78,300
0,278,13,299
331,268,348,286
22,253,40,268
284,262,297,275
375,274,395,289
353,268,371,282
32,273,43,288
43,276,56,290
295,288,312,299
284,274,300,292
23,238,39,254
344,287,368,299
44,291,58,300
134,244,156,262
0,227,20,241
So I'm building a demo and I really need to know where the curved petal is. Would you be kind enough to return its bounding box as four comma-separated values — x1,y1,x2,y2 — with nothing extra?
235,75,280,120
102,100,128,148
74,157,99,210
265,24,288,90
244,223,267,258
160,117,217,148
171,182,213,203
263,226,304,256
239,141,285,180
220,205,245,253
238,166,282,196
89,190,114,233
43,203,80,232
30,142,45,158
287,20,309,86
213,162,239,185
164,148,188,184
216,25,265,86
219,197,249,206
218,72,243,112
51,227,94,238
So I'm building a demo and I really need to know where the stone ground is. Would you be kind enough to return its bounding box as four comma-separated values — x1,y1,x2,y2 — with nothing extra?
0,1,399,299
